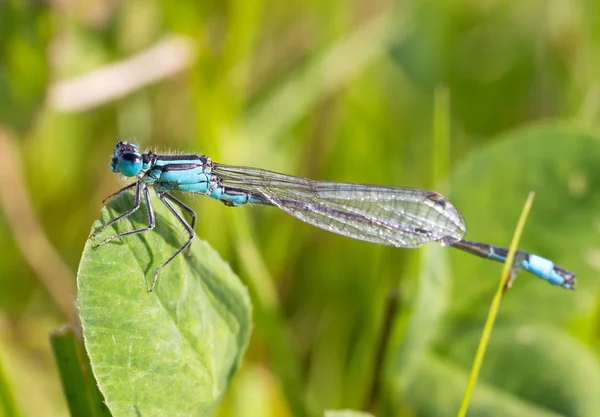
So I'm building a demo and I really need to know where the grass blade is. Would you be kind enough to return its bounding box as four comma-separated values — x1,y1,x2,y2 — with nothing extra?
456,191,536,417
50,325,111,417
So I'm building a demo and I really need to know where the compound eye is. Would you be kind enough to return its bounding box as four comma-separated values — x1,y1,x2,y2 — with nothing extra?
117,153,143,177
110,156,119,172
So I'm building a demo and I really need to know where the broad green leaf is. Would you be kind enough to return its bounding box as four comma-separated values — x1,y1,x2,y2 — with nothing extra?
449,125,600,324
397,323,600,416
78,193,252,417
438,324,600,417
402,352,565,417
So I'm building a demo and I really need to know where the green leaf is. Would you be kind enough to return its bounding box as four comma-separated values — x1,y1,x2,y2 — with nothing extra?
396,323,600,416
436,324,600,417
77,193,252,416
402,352,565,417
406,322,600,416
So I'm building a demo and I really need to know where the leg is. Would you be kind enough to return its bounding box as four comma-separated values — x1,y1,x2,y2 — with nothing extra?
162,193,196,255
93,185,155,246
148,192,195,292
91,181,144,240
102,182,137,204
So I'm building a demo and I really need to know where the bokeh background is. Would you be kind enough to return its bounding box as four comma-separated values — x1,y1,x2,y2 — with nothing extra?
1,0,600,416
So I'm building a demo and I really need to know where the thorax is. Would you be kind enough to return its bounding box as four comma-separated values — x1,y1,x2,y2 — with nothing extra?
141,154,216,194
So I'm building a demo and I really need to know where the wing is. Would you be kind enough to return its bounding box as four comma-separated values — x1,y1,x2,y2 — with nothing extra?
213,163,466,248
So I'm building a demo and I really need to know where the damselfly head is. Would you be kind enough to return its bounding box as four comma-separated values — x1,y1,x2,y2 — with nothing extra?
111,141,143,177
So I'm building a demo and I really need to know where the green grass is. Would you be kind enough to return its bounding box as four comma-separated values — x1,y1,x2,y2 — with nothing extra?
457,192,534,417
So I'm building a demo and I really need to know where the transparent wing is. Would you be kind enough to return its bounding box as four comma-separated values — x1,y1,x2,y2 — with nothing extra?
213,163,466,248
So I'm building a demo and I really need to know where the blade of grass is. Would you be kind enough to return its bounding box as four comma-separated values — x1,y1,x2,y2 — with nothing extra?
376,85,453,412
432,85,451,188
229,209,316,417
243,9,409,150
49,36,196,112
456,191,536,417
0,350,21,417
0,128,76,319
325,410,375,417
394,84,453,380
366,289,399,411
50,325,111,417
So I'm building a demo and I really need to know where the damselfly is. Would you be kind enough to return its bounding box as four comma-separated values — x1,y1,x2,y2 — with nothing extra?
91,141,576,292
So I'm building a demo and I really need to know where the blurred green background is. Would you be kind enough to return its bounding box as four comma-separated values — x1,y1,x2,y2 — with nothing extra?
2,0,600,416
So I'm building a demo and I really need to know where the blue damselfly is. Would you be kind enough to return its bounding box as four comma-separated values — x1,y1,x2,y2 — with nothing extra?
91,142,575,292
